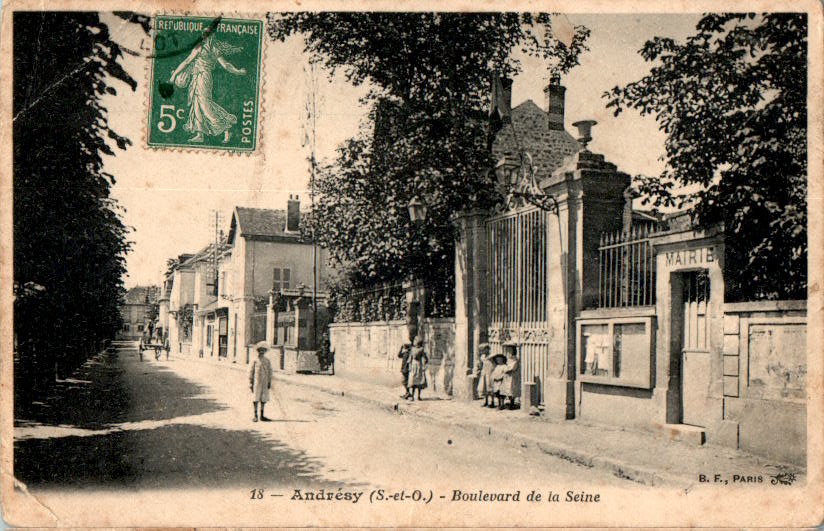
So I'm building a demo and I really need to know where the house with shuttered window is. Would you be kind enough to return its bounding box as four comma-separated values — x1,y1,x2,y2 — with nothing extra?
216,197,329,364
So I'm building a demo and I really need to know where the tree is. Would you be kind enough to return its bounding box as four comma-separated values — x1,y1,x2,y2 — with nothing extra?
268,13,590,291
604,13,807,300
13,13,144,397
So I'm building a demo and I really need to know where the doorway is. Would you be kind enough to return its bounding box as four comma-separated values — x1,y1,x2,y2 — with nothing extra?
218,316,228,358
670,269,711,426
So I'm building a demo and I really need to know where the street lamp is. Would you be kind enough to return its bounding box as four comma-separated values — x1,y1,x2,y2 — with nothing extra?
493,152,559,214
407,196,427,225
405,196,429,343
494,154,520,190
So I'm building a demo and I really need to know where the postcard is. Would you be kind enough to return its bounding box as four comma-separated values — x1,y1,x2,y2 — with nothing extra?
1,0,821,527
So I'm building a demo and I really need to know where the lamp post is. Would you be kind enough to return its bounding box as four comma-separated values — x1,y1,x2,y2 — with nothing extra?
407,196,427,225
494,153,559,214
406,196,428,342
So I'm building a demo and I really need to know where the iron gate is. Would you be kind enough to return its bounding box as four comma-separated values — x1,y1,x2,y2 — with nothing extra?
487,205,550,405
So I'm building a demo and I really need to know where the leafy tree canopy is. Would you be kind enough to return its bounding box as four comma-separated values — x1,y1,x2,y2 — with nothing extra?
604,13,807,300
14,12,144,394
268,13,590,288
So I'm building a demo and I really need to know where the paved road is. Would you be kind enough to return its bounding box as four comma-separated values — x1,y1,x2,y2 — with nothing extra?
15,341,627,493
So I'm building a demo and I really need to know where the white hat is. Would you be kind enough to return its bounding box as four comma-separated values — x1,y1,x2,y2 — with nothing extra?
254,341,269,353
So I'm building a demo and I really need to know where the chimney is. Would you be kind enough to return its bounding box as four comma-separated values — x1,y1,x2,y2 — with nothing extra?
286,194,300,232
490,75,513,124
543,74,566,131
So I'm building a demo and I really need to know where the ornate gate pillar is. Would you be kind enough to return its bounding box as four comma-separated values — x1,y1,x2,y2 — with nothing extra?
452,209,489,401
544,149,630,419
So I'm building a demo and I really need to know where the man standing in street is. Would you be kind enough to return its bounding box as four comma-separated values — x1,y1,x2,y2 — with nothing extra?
249,341,272,422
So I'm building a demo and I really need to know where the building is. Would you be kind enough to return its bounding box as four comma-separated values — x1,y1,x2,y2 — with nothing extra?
166,252,196,354
329,75,808,465
162,243,228,359
164,197,330,366
157,267,173,343
117,285,159,340
219,198,329,364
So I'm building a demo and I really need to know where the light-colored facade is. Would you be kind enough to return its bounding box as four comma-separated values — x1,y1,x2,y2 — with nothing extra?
117,286,159,340
219,200,329,364
165,198,329,366
157,274,172,341
167,257,196,354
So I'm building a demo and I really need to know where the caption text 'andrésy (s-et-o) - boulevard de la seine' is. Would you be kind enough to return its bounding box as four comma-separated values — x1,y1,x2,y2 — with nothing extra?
250,488,603,504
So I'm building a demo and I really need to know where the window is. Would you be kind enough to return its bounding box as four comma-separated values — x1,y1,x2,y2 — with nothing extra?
682,270,710,352
206,324,213,347
251,314,266,343
138,324,144,332
272,268,291,292
577,316,654,389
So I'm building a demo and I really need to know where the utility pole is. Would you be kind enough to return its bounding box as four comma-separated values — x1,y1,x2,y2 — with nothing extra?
208,209,223,297
304,62,320,350
214,210,219,297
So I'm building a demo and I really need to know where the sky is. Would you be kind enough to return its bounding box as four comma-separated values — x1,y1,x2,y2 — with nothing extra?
99,13,702,288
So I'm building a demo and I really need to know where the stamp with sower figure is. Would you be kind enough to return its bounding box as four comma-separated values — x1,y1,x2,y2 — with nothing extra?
147,15,263,152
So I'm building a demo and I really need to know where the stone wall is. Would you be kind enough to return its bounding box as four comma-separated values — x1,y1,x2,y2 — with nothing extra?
573,298,806,466
329,319,455,393
721,300,806,465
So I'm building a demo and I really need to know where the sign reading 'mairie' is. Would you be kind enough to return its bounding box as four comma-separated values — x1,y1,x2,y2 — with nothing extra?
664,246,716,267
147,15,263,152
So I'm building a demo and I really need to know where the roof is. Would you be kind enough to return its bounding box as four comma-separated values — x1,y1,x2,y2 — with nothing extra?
123,286,159,305
179,240,231,268
632,210,662,223
491,100,581,181
228,207,307,243
196,299,220,315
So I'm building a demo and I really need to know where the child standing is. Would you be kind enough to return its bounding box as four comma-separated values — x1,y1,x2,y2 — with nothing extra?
490,351,508,409
500,342,521,410
474,343,497,407
407,336,428,401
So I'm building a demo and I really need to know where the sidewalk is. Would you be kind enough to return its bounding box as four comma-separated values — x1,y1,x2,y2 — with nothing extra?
179,354,806,488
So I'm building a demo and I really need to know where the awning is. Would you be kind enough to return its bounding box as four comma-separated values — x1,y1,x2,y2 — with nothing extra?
196,300,221,316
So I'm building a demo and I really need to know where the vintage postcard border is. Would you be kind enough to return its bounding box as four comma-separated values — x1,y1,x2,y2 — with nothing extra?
0,0,822,527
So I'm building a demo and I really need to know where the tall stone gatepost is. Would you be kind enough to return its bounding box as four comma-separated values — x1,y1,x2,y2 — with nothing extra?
541,149,630,419
266,289,277,345
452,209,489,401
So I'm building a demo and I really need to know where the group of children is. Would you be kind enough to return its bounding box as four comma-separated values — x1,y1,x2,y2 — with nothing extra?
396,336,521,409
475,341,521,410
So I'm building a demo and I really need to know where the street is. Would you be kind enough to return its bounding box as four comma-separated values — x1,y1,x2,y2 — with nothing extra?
14,342,628,492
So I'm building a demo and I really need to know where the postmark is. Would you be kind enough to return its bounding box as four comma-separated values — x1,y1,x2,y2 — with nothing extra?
146,15,263,152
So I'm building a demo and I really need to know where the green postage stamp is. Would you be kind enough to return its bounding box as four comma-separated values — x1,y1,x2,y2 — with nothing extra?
147,15,263,152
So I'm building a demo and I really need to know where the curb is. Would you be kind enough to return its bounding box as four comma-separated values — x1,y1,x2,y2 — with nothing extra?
264,369,690,488
160,354,795,488
175,354,248,373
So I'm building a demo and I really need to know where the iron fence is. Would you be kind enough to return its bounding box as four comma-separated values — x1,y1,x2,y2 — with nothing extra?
599,226,657,308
